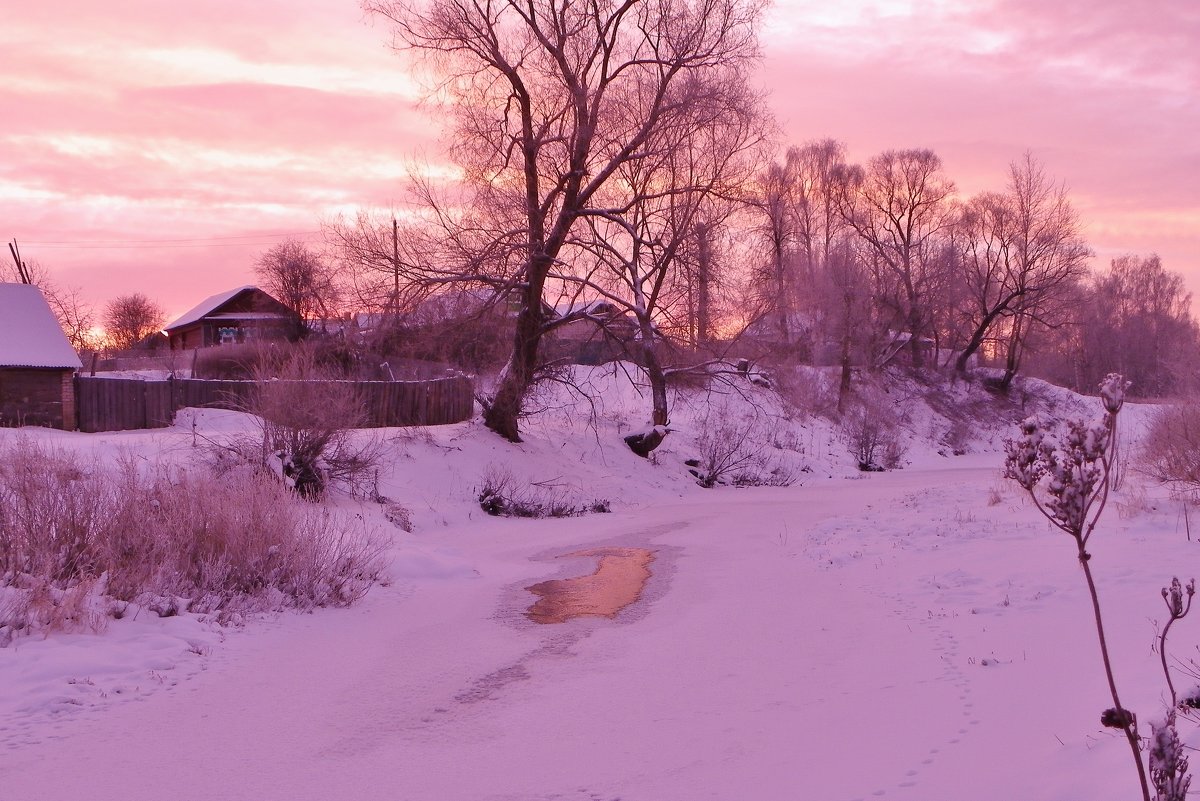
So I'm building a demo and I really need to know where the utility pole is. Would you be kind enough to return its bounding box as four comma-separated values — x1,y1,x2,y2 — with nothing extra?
392,217,400,320
7,239,32,284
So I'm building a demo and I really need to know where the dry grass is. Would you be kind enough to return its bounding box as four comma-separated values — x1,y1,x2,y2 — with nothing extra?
0,439,388,644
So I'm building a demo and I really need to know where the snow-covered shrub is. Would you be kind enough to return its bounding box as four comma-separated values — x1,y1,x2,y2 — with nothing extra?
690,403,797,488
0,439,387,644
255,355,382,498
842,391,906,471
0,575,111,646
940,419,972,456
772,366,838,419
205,347,382,498
1140,403,1200,497
476,465,610,518
1150,715,1192,801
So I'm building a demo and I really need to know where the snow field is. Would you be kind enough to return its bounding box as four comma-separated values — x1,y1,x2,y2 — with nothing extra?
0,366,1193,800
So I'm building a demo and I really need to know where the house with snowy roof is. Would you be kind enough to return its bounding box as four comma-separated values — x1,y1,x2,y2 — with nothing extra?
163,286,297,350
0,283,83,429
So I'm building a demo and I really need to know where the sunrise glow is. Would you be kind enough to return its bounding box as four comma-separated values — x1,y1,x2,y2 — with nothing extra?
2,0,1196,315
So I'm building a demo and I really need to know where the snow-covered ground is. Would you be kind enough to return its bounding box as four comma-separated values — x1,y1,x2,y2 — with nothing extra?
1,366,1194,800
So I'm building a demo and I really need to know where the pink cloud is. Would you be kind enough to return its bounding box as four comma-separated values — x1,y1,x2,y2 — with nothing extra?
762,0,1199,285
4,0,1197,317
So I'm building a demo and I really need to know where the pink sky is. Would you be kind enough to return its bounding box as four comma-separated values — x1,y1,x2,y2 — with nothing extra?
3,0,1197,321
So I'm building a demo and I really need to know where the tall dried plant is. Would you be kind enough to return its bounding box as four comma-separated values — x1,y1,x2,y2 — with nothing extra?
1005,374,1194,801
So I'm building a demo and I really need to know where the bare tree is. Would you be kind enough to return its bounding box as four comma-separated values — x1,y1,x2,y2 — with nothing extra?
103,294,165,351
836,149,956,369
324,210,434,322
818,237,873,411
789,139,851,284
45,284,99,353
754,153,800,345
550,69,764,451
5,258,98,352
365,0,766,442
254,239,339,338
951,155,1090,383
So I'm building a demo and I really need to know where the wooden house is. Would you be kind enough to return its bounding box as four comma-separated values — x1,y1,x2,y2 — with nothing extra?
0,283,82,429
164,286,297,350
544,300,645,365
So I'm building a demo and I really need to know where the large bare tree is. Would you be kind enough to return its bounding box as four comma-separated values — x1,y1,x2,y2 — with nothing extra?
836,149,956,369
950,155,1090,381
549,68,765,450
365,0,765,441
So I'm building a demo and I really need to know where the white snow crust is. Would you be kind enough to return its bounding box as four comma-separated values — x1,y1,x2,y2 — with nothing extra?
0,365,1192,801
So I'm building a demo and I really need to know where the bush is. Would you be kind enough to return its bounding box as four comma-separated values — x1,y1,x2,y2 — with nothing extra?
476,465,610,517
842,390,906,471
689,403,798,488
192,341,284,380
0,439,387,644
204,347,382,498
1140,403,1200,495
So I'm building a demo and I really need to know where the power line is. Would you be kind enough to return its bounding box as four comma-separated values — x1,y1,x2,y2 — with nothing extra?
21,230,322,248
31,240,322,250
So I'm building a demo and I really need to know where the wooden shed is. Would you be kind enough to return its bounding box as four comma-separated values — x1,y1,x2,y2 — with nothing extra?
0,283,83,429
164,286,297,350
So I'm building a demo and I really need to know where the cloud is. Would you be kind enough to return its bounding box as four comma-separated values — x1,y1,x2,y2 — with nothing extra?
4,0,1198,313
761,0,1200,281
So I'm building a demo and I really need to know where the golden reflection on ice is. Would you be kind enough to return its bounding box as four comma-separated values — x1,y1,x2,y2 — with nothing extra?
525,547,655,624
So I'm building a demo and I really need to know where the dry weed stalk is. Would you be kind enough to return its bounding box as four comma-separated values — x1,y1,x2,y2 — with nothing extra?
1005,374,1194,801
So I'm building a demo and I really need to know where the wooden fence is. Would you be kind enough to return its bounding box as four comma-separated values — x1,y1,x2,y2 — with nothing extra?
74,375,475,433
75,377,175,433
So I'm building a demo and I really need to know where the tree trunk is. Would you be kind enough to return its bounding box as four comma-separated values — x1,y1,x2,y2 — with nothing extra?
624,334,670,457
955,325,987,374
908,308,925,370
999,315,1024,391
837,290,853,413
774,239,790,345
482,281,545,442
695,222,713,350
645,344,669,428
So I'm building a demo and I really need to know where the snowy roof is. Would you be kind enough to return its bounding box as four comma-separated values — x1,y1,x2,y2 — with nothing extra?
551,299,620,317
0,283,82,369
206,312,291,321
163,286,257,332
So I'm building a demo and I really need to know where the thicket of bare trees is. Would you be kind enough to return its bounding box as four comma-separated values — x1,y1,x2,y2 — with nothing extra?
363,0,766,441
744,143,1197,401
318,0,1200,440
1028,254,1200,398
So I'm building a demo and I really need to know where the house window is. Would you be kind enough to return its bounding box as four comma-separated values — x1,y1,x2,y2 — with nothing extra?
218,326,240,345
